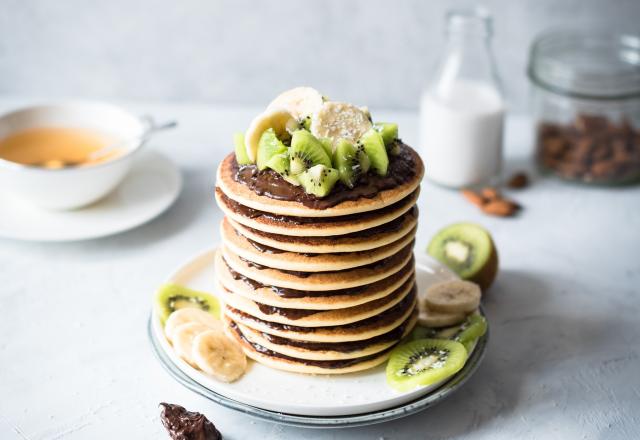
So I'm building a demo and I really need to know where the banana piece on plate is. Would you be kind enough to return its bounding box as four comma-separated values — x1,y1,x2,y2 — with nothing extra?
164,308,222,342
244,108,297,162
310,102,372,146
266,87,324,121
418,307,467,328
192,329,247,383
171,322,213,367
423,280,481,313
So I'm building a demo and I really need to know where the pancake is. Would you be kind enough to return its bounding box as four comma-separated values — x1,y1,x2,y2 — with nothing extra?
227,206,418,253
216,144,424,218
224,318,399,375
215,251,415,310
221,216,417,272
221,241,414,291
234,312,417,361
215,187,419,237
218,278,415,327
223,292,417,342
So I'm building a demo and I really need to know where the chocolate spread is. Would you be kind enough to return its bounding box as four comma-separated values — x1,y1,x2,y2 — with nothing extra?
231,141,417,209
159,403,221,440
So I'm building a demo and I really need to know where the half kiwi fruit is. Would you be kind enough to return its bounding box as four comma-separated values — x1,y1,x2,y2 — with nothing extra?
155,284,221,324
427,223,498,291
386,339,467,392
289,129,332,175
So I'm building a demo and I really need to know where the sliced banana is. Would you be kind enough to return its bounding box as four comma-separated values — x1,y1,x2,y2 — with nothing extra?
244,108,297,162
192,329,247,383
424,280,481,313
164,308,222,342
266,87,324,121
171,322,213,367
418,307,467,328
310,101,373,146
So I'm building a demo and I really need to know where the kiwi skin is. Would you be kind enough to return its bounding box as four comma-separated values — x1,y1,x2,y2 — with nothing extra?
471,241,498,291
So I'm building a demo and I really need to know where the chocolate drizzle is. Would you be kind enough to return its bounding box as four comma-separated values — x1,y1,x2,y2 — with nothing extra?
255,303,319,320
231,142,417,209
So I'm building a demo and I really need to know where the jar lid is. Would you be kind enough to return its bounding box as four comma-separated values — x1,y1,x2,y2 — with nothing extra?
528,30,640,100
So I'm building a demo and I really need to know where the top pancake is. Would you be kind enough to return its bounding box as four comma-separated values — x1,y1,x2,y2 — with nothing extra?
216,145,424,218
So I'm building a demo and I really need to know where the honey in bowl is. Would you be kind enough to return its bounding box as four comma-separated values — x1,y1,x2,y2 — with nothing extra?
0,126,123,169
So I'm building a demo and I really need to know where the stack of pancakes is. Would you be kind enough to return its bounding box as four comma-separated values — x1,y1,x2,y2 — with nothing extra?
214,143,424,374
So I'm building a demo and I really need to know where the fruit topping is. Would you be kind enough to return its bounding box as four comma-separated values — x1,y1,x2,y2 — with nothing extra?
233,132,251,165
192,329,247,383
423,280,481,314
333,139,370,188
256,128,287,171
289,129,332,175
297,164,340,198
374,122,399,146
159,402,222,440
172,322,214,367
155,284,221,324
164,308,222,342
310,101,373,146
266,86,324,121
244,108,297,162
417,306,467,328
427,223,498,290
359,128,389,176
386,339,467,391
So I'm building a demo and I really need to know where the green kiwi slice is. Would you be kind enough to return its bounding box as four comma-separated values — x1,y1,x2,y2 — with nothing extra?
374,122,398,145
265,152,290,175
155,284,221,324
427,223,498,290
319,137,334,157
359,128,389,176
233,132,252,165
256,128,287,171
386,339,467,391
333,139,370,188
412,314,487,352
289,130,332,175
297,164,340,197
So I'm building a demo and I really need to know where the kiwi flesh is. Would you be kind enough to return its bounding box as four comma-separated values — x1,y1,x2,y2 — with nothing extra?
289,130,332,175
412,314,487,353
256,128,287,170
265,152,290,175
374,122,398,145
359,128,389,176
333,139,370,188
297,164,340,197
155,284,221,324
233,132,252,165
427,223,498,291
386,339,467,391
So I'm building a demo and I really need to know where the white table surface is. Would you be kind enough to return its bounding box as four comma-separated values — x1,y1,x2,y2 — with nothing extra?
0,99,639,440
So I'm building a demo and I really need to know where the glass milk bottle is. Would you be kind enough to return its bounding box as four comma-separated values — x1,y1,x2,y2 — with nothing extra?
420,8,504,188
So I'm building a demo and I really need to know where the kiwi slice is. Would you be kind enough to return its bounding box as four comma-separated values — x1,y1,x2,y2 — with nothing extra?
256,128,287,171
233,132,252,165
333,139,370,188
302,115,312,131
319,137,334,157
427,223,498,291
374,122,398,145
297,164,340,197
265,152,290,175
289,130,332,175
386,339,467,392
453,314,487,352
359,128,389,176
155,284,221,324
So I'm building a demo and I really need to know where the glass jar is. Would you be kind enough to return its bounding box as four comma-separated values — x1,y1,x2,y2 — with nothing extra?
528,31,640,184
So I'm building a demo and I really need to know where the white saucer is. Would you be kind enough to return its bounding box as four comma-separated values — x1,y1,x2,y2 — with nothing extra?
0,151,182,242
151,248,485,417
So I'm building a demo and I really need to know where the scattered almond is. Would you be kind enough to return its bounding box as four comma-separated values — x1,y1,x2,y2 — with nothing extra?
481,187,500,200
507,172,529,189
461,189,485,207
481,199,517,217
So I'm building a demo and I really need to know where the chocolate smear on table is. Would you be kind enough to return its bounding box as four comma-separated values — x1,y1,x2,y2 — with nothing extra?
159,403,222,440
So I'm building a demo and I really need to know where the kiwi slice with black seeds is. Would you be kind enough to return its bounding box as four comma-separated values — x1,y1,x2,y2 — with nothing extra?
289,129,332,175
333,139,370,188
256,128,287,171
453,314,487,352
374,122,398,145
265,151,290,175
427,223,498,291
386,339,467,392
155,284,221,324
297,164,340,197
359,128,389,176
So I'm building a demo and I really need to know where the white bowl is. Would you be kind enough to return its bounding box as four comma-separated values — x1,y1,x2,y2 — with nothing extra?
0,102,149,210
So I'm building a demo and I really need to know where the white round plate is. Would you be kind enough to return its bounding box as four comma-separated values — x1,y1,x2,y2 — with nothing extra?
151,248,486,417
0,151,182,242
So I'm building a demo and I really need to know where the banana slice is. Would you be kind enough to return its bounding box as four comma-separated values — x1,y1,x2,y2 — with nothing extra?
171,322,213,367
418,307,467,328
266,87,324,121
164,308,222,342
424,280,481,313
244,108,297,162
310,102,373,146
192,329,247,383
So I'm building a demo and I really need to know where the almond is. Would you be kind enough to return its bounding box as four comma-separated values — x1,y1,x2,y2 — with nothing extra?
461,189,485,207
481,187,500,200
481,199,517,217
507,172,529,189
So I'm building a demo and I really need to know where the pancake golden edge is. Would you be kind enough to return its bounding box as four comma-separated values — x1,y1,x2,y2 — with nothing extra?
215,187,419,237
227,208,418,253
214,251,415,310
221,243,414,291
217,277,415,327
235,312,418,361
216,148,424,218
223,296,417,343
221,217,417,272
